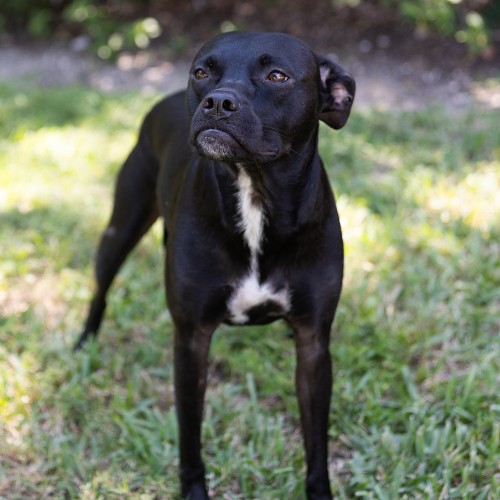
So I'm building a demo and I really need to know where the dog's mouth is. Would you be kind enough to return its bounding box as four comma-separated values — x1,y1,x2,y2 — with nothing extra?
194,128,279,162
195,129,240,161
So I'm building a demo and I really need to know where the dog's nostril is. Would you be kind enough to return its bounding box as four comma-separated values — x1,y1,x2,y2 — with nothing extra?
203,98,214,109
222,99,237,112
202,93,239,116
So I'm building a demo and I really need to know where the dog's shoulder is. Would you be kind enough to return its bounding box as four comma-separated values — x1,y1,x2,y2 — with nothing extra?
147,90,187,124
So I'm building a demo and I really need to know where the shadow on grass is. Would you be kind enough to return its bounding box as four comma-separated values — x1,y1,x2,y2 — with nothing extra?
0,203,102,272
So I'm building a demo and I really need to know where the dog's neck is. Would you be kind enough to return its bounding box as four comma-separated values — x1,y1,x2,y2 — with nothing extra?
198,128,331,245
232,142,329,237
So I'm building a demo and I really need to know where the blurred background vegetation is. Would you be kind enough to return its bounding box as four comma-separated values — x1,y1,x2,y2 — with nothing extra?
0,0,499,59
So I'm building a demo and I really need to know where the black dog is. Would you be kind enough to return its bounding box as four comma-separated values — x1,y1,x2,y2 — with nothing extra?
75,31,355,499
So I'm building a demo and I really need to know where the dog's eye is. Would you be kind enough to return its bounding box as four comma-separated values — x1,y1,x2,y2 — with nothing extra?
268,71,289,83
194,68,208,80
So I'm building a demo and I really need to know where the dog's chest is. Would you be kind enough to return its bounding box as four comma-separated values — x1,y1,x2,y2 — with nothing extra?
227,168,290,324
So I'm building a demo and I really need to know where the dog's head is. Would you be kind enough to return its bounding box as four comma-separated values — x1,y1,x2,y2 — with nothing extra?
187,32,355,163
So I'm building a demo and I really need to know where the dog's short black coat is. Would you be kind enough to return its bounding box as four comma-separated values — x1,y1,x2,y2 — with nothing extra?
75,31,355,500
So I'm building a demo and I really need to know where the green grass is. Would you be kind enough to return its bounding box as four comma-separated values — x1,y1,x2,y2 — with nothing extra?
1,80,499,499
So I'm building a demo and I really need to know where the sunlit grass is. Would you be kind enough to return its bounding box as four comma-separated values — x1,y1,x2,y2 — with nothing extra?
1,81,499,498
416,163,500,231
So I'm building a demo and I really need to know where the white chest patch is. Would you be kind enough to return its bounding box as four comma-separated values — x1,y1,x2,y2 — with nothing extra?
227,168,290,324
235,169,265,255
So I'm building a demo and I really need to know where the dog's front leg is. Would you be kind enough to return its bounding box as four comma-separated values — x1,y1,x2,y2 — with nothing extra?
174,324,214,500
294,325,333,500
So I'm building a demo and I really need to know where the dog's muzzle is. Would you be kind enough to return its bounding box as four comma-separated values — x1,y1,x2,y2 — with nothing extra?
195,129,241,160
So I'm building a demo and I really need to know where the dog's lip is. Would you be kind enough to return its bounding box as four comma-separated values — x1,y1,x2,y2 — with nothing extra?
196,128,239,148
195,128,279,160
194,129,239,161
197,128,235,142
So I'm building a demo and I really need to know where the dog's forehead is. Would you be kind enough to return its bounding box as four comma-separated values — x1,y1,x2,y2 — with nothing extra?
193,32,315,70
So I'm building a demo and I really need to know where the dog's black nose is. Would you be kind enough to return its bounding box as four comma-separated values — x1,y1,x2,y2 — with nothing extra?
201,90,240,119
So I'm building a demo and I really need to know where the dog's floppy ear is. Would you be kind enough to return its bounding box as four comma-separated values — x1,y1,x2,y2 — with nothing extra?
317,56,355,129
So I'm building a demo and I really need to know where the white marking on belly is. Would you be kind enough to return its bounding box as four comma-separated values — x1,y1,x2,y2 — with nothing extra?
227,167,290,324
228,273,290,324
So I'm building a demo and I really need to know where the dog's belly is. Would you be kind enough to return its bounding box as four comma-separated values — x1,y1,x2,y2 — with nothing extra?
227,272,290,325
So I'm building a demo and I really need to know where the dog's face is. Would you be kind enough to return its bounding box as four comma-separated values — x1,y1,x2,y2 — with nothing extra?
187,32,355,163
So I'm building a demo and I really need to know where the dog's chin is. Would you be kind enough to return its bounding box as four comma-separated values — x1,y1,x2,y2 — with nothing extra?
195,129,241,161
195,129,279,162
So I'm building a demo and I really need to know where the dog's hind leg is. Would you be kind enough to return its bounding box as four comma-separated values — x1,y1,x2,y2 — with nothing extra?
74,142,159,350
